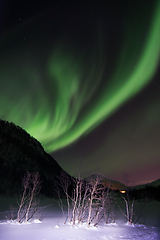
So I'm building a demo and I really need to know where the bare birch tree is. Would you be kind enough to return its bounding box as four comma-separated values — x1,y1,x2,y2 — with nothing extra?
86,175,115,227
119,187,147,225
17,172,41,223
25,172,41,222
17,172,31,222
56,173,115,228
120,190,135,224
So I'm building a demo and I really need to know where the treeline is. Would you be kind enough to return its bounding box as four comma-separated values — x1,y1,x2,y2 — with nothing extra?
130,186,160,201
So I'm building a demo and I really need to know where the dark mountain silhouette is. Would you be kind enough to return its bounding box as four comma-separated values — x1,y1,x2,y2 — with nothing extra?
1,119,159,201
129,179,160,201
85,174,160,201
149,178,160,187
0,120,72,197
132,179,160,189
85,174,126,191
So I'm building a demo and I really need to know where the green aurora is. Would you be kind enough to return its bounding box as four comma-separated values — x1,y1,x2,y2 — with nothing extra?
0,0,160,154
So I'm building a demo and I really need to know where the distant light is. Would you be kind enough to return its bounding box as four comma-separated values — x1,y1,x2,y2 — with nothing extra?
120,190,126,194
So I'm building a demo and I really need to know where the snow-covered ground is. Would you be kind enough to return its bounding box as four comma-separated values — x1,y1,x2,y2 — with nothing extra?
0,196,160,240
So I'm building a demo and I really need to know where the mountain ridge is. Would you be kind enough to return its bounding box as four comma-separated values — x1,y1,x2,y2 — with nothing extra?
85,174,160,191
0,119,159,198
0,119,72,197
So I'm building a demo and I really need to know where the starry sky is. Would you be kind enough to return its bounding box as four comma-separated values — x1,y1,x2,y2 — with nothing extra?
0,0,160,186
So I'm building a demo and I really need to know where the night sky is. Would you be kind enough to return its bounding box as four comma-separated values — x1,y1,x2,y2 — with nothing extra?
0,0,160,186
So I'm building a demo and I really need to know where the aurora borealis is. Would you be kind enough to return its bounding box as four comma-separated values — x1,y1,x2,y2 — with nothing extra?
0,0,160,185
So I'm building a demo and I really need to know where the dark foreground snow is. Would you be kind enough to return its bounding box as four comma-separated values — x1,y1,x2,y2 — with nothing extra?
0,197,160,240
